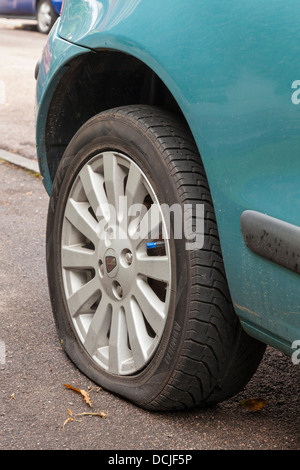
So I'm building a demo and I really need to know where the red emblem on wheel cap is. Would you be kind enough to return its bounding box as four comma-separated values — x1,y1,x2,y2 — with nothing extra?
105,256,117,273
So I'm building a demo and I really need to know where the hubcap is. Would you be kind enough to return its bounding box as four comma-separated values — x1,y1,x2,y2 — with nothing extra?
61,152,172,375
38,2,52,33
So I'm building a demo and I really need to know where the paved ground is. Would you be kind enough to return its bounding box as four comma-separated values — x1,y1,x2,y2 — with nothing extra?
0,160,299,451
0,19,46,160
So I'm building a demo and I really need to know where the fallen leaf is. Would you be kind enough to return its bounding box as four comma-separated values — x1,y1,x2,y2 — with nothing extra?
88,385,102,393
62,408,107,428
76,411,107,419
63,408,74,428
64,384,92,407
239,398,268,411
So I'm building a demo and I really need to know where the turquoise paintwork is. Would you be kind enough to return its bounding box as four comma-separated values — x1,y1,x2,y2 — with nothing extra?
36,0,300,357
36,30,89,194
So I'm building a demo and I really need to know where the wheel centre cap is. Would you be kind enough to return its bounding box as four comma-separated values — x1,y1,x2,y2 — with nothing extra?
104,249,118,277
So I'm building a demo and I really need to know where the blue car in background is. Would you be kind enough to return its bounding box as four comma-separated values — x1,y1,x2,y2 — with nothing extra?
35,0,300,411
0,0,61,33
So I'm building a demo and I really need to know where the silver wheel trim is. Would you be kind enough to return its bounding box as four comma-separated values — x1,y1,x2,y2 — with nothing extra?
61,151,172,376
37,1,52,33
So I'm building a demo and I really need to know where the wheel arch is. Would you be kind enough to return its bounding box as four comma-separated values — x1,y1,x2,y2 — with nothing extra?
43,49,192,186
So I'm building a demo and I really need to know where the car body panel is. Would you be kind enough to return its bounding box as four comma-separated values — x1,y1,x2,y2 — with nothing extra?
36,30,90,193
0,0,35,15
49,0,61,15
36,0,300,357
0,0,62,17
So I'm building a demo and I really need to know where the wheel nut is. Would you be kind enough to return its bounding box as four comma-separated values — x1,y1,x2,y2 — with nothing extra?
116,285,123,297
125,252,133,265
112,281,123,299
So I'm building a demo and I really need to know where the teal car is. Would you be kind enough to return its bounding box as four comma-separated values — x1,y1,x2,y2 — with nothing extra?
35,0,300,411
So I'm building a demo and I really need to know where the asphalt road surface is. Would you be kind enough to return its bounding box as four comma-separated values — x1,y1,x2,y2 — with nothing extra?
0,19,46,160
0,19,299,452
0,161,300,451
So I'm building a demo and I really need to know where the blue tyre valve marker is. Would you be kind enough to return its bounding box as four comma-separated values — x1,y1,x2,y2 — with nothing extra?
146,241,165,249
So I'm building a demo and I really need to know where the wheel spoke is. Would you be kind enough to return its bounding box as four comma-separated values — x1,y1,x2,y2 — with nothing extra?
64,198,98,245
79,164,110,222
67,276,100,317
108,306,130,374
125,161,148,209
133,279,166,336
136,254,170,282
103,152,126,219
62,245,95,270
125,298,152,370
83,293,111,355
131,203,162,244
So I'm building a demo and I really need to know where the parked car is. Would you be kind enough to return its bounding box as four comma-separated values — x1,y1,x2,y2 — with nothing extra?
35,0,300,411
0,0,62,34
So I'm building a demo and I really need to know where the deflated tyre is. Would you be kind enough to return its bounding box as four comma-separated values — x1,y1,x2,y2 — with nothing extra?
46,105,266,410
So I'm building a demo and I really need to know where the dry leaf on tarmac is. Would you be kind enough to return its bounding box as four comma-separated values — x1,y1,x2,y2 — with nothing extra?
239,398,268,411
76,411,107,419
62,409,107,428
64,384,92,407
63,408,74,428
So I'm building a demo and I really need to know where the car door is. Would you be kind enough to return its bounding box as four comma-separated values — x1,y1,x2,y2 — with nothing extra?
0,0,35,15
0,0,15,14
15,0,35,15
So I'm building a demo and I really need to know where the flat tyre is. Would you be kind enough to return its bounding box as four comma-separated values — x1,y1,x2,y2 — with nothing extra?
46,105,266,410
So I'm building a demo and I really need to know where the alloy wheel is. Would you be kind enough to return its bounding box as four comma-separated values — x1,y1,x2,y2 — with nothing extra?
61,151,172,376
